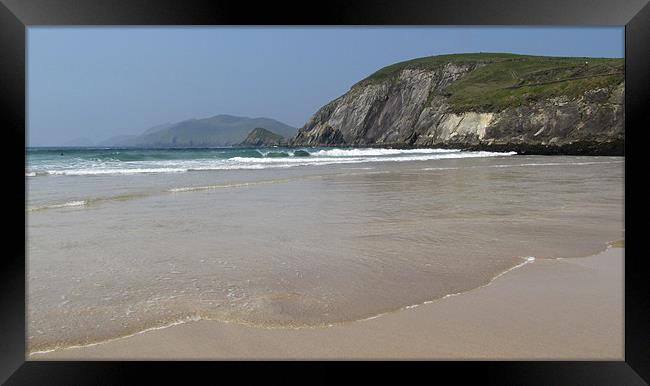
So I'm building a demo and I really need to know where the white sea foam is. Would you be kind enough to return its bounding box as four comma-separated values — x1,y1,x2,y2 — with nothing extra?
46,167,190,176
311,148,461,157
31,149,517,176
355,256,537,323
29,314,204,356
168,182,256,193
430,256,536,300
379,256,537,315
28,200,87,212
229,150,515,165
421,167,461,171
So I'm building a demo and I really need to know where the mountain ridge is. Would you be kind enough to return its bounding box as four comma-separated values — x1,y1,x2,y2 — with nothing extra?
102,114,296,148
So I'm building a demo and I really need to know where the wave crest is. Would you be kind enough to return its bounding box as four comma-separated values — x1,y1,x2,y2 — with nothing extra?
27,148,517,177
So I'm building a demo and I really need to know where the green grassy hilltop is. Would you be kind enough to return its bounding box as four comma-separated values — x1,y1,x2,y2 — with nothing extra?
356,53,624,112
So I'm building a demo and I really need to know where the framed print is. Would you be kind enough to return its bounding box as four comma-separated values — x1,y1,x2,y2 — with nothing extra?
2,0,649,383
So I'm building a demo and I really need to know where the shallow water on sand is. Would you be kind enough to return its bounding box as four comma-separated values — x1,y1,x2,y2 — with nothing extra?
26,152,624,353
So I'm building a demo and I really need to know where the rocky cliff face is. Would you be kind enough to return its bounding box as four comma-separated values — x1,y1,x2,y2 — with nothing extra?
290,54,624,155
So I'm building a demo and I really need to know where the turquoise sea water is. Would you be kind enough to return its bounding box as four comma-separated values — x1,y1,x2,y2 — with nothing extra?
26,147,516,177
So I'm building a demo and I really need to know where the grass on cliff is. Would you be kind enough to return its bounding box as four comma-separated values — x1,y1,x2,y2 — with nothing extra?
355,53,624,112
355,52,526,84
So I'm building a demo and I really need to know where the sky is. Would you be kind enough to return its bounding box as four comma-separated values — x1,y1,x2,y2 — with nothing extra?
27,26,624,146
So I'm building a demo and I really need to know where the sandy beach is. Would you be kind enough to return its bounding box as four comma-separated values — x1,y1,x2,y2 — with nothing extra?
27,154,624,359
25,27,627,364
31,244,623,360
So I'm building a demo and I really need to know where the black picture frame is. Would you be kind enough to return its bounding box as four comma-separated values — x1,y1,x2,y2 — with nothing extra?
3,0,648,384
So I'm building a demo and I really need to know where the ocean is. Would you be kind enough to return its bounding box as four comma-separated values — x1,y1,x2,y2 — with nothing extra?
25,147,518,177
26,147,624,354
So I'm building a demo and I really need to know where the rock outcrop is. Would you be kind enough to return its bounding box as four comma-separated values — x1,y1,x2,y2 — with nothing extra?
289,53,624,155
239,127,286,147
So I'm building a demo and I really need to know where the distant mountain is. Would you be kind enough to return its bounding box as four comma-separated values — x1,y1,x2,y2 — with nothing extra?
62,137,95,147
97,134,138,147
102,115,296,148
141,122,176,135
239,128,286,147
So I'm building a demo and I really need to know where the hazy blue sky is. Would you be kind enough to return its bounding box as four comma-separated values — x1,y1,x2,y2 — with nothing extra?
28,27,624,146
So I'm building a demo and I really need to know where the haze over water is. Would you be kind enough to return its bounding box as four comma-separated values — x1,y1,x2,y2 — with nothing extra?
26,148,624,353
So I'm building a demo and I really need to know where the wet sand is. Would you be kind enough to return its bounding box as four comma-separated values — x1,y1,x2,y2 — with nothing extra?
32,245,623,360
27,156,624,353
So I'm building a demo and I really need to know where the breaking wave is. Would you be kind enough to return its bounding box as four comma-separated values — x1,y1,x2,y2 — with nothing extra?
27,147,516,177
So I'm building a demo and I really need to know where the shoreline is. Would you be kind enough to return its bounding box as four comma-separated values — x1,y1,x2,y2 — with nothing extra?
31,243,623,360
28,254,539,356
29,143,625,157
340,140,624,156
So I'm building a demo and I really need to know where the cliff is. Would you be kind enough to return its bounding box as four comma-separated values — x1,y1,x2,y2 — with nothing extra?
290,53,624,155
239,127,286,147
